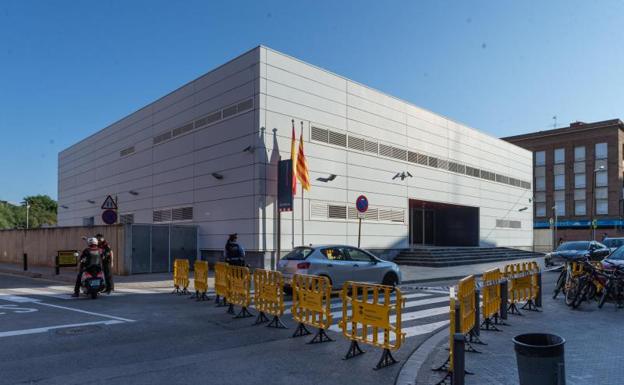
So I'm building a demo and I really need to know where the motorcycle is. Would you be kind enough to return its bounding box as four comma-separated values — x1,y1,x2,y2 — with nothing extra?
79,255,106,299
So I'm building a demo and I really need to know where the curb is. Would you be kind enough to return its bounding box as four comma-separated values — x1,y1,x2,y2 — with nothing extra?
395,327,448,385
401,275,476,285
0,268,74,283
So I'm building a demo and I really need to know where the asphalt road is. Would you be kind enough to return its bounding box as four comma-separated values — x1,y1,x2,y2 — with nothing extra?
0,273,453,385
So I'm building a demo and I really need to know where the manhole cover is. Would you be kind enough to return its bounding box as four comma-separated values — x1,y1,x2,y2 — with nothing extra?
55,325,102,336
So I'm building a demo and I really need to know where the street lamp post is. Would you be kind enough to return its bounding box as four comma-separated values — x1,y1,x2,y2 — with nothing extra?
591,165,606,241
552,205,558,250
26,202,30,230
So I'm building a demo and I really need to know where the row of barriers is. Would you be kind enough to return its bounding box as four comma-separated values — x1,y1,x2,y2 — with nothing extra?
434,261,543,385
171,259,406,370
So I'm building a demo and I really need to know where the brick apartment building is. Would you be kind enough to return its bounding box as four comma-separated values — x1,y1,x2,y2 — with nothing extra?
503,119,624,247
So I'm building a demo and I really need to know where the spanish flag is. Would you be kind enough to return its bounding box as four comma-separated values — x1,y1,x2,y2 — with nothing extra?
296,122,311,191
290,120,297,195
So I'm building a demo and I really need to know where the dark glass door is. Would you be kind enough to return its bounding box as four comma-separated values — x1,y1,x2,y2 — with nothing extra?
411,209,435,245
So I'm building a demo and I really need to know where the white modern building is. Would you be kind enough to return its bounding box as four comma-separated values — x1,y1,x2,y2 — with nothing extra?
58,45,534,268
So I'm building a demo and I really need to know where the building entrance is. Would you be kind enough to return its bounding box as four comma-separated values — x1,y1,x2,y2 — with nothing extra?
409,199,479,247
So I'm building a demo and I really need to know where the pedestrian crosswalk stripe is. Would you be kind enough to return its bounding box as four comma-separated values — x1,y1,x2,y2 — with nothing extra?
327,296,449,320
282,292,435,314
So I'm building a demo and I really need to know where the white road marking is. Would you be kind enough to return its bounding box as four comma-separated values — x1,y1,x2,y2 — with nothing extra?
36,302,135,323
0,304,39,314
282,292,436,314
399,320,450,338
329,306,449,331
328,296,449,320
0,320,124,338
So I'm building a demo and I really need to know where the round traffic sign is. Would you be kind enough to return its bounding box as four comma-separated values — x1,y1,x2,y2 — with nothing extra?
356,195,369,213
102,209,118,225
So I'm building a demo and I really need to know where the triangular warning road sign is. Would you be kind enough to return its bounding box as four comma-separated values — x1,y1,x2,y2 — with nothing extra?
101,195,118,210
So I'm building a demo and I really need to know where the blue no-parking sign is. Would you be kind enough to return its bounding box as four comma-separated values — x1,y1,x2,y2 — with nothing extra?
356,195,369,213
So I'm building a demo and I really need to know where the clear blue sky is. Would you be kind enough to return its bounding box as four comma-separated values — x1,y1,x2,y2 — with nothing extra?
1,0,623,203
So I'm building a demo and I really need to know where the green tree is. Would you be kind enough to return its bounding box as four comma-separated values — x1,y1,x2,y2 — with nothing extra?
0,195,57,229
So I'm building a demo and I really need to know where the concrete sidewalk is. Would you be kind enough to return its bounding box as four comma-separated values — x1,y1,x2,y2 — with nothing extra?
0,255,545,288
399,256,545,284
414,271,623,385
0,262,197,289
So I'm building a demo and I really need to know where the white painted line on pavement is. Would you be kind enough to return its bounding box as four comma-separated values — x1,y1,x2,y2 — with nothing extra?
0,320,124,338
328,296,449,320
8,288,59,296
0,294,40,303
36,302,135,323
393,320,450,339
282,292,437,314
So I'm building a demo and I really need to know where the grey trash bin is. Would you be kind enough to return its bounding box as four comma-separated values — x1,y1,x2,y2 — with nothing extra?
513,333,565,385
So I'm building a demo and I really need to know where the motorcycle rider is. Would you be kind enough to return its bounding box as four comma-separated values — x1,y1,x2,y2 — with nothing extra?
224,233,245,266
72,237,103,297
96,233,114,294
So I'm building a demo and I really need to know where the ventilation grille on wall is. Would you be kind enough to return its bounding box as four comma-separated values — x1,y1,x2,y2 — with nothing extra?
314,201,404,223
120,146,135,157
310,126,531,190
152,97,253,146
153,206,193,223
496,219,521,229
120,213,134,224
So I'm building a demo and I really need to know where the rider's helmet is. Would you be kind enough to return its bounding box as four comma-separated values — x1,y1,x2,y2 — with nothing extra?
87,237,99,247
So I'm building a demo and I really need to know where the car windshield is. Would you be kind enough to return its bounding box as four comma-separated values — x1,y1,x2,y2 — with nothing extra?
282,247,314,260
607,247,624,261
604,239,624,248
557,242,590,251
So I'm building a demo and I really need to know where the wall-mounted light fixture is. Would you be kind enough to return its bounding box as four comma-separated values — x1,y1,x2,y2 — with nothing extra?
60,205,69,209
392,171,413,181
211,172,224,180
518,207,528,212
129,190,139,196
317,174,337,183
242,145,255,154
87,199,95,204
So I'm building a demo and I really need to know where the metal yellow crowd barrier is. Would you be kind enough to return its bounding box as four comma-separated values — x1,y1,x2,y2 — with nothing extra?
226,265,253,318
191,260,209,301
434,276,477,385
253,269,287,328
214,262,229,306
504,262,541,314
480,268,502,331
291,273,333,343
339,282,406,370
172,258,190,295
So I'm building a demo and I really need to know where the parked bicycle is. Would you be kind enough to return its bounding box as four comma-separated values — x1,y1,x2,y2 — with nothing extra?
598,260,624,309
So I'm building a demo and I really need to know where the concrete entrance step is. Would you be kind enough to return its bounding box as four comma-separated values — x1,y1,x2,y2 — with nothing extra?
394,247,544,267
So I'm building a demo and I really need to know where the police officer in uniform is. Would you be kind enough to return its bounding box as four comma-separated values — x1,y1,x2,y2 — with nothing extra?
224,233,245,266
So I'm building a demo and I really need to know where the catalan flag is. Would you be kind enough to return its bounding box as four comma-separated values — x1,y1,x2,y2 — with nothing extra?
296,122,311,191
290,120,297,195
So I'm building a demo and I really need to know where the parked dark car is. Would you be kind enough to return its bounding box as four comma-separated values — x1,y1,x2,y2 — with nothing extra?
545,241,610,266
602,237,624,253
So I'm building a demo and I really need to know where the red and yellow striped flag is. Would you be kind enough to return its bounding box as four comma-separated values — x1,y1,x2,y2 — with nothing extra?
290,120,297,195
296,122,311,191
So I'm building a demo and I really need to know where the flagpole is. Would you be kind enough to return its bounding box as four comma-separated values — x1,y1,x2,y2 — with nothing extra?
300,121,305,247
301,184,304,246
291,119,296,250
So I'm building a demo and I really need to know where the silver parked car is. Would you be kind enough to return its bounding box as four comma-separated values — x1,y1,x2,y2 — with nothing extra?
277,245,402,292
